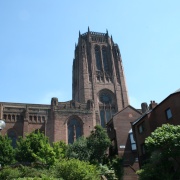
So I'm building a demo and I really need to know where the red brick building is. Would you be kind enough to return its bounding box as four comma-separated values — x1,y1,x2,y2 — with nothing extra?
0,29,129,145
132,89,180,167
107,105,141,179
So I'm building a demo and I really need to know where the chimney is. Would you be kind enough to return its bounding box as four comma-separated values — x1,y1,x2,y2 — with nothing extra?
149,100,158,110
141,102,148,113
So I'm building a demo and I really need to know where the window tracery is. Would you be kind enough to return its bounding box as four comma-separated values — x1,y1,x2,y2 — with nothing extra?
68,118,83,144
98,90,117,127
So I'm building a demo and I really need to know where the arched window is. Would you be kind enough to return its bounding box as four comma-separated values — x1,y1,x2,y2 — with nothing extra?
8,114,11,120
102,47,109,72
99,90,117,127
12,115,15,121
95,46,102,71
7,130,17,148
3,114,7,120
68,118,83,144
100,92,112,104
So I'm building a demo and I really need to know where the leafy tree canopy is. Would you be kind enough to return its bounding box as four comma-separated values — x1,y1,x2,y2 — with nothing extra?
87,125,111,163
15,131,56,166
137,124,180,179
0,135,15,166
66,136,91,161
52,141,67,160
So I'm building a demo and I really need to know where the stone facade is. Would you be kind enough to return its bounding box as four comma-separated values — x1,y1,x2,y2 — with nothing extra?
0,29,129,145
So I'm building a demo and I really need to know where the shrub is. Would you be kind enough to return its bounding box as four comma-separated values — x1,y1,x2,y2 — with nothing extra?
52,159,100,180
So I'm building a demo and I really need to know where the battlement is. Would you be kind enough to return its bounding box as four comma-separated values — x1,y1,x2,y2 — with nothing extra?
81,31,107,37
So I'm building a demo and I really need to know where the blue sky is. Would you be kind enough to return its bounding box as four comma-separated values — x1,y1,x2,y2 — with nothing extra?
0,0,179,108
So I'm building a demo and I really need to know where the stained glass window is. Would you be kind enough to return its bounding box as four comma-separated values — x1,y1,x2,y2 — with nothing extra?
68,118,82,144
100,93,112,104
7,130,17,148
100,110,105,128
99,90,117,128
106,109,111,123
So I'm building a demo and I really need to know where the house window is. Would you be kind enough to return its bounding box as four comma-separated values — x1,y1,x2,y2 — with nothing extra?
129,129,137,151
138,122,145,134
166,108,172,120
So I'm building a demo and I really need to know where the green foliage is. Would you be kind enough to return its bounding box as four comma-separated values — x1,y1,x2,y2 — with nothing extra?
0,160,99,180
15,131,56,166
0,166,55,180
98,164,116,180
52,141,67,159
145,124,180,159
138,124,180,179
102,156,123,180
0,135,15,166
52,159,100,180
0,127,116,179
87,125,111,163
0,166,21,180
137,161,176,180
66,136,91,161
110,156,124,180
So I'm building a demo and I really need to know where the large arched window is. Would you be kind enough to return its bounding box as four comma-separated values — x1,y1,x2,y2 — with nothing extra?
99,90,117,127
95,46,102,71
7,129,17,148
68,118,83,144
102,47,109,72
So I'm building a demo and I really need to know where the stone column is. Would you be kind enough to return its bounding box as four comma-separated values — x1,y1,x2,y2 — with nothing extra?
0,104,3,119
23,106,29,137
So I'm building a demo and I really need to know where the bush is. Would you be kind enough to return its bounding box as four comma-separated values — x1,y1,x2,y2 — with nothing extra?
0,166,54,180
52,159,100,180
0,167,21,180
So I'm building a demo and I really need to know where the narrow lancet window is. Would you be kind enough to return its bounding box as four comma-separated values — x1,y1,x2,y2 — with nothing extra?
95,46,102,71
102,47,109,72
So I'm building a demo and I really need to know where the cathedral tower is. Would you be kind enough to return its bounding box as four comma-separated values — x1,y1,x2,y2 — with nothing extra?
72,28,129,127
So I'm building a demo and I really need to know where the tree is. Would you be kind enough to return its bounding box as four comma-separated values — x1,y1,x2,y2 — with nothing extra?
15,131,56,166
87,125,111,163
52,141,67,160
137,124,180,179
0,135,15,166
66,136,91,161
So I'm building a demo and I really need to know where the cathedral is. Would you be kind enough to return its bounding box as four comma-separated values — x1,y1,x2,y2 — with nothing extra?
0,28,130,145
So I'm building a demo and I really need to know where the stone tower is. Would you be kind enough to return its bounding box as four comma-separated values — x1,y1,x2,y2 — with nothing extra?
72,28,129,127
